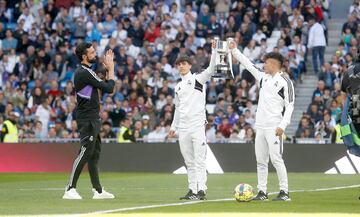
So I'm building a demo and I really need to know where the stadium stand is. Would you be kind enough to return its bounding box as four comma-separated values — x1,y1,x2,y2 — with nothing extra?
294,0,359,143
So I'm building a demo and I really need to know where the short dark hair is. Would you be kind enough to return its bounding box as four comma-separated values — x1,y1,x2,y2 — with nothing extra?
264,52,284,67
75,42,92,61
175,55,192,65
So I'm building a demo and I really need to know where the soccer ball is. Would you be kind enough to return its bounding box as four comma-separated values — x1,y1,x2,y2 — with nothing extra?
234,183,254,202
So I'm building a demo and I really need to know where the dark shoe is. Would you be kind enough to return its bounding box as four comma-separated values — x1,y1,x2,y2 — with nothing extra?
197,190,206,200
252,190,268,201
180,190,198,200
272,190,291,201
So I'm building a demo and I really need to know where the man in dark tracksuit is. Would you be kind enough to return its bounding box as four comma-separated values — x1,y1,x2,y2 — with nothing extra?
340,46,360,200
63,43,115,200
341,47,360,134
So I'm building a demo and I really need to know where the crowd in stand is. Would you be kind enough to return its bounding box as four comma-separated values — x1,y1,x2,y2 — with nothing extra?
0,0,347,144
295,0,359,142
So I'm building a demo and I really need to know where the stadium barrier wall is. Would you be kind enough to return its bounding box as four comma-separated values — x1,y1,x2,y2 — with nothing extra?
0,142,349,173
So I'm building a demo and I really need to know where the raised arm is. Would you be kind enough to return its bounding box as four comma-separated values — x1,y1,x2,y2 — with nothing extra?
83,69,115,93
229,41,265,81
84,49,116,94
195,40,217,84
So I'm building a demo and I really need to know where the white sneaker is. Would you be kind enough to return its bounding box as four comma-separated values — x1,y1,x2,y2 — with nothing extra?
63,187,82,199
92,188,115,199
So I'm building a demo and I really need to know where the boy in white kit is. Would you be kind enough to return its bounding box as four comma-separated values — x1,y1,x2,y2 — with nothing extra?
169,41,216,200
229,41,295,201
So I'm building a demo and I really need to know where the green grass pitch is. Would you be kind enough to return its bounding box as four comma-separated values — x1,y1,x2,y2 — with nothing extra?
0,173,359,216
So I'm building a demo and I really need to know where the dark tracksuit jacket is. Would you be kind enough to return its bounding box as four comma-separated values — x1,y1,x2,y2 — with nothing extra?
67,64,115,189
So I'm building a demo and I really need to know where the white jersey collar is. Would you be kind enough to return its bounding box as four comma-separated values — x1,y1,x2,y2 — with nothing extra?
180,71,192,80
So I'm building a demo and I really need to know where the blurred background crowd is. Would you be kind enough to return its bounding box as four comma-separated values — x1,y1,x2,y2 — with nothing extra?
0,0,358,143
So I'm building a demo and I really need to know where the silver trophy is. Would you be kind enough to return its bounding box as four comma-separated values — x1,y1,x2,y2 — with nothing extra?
212,37,234,79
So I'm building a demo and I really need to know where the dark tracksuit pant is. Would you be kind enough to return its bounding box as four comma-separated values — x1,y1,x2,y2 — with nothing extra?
68,119,102,190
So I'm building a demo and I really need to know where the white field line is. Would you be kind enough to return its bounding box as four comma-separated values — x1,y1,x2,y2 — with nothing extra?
19,184,360,192
3,214,360,217
18,188,65,191
17,187,189,191
77,184,360,216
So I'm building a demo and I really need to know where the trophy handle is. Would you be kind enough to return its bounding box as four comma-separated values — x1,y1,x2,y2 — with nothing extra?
227,51,234,79
226,38,235,79
226,37,234,53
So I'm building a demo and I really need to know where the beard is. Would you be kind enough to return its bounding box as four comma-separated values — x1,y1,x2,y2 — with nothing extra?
88,56,98,64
